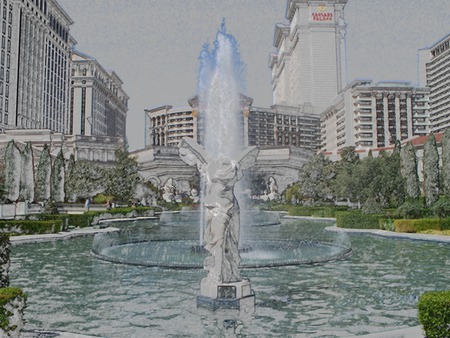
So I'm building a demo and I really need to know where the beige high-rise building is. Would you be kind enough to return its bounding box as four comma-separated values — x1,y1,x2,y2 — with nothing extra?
320,80,429,158
70,50,129,138
270,0,347,114
423,33,450,133
2,0,73,133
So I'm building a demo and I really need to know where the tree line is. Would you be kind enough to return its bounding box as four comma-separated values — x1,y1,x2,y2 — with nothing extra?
285,129,450,214
1,141,141,205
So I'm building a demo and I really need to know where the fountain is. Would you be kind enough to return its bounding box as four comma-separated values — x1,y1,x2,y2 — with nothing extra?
91,23,353,312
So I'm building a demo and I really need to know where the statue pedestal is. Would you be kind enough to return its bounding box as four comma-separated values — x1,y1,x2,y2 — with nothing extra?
197,277,255,312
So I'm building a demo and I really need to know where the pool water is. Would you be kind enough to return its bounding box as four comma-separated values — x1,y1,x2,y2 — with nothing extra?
9,219,450,337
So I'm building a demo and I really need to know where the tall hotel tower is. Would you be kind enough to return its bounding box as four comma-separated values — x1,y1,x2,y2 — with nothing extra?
1,0,73,133
270,0,347,114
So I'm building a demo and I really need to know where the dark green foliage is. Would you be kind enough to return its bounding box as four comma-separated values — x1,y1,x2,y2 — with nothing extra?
393,218,449,233
333,147,361,204
104,148,140,203
400,142,420,199
67,160,104,201
395,199,428,219
336,211,384,229
418,291,450,338
298,153,336,203
0,220,62,234
64,154,76,202
431,197,450,218
441,129,450,197
361,196,383,214
423,134,440,207
0,287,26,333
289,206,348,218
284,183,302,204
4,140,20,201
0,234,10,287
35,144,52,202
51,150,65,202
377,151,405,208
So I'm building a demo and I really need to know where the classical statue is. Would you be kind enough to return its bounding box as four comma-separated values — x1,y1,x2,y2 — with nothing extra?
178,137,259,284
162,178,176,202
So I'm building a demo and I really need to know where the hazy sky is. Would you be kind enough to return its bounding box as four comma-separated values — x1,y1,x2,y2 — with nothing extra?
57,0,450,151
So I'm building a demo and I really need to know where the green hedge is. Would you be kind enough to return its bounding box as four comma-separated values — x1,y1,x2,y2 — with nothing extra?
418,290,450,338
393,219,450,233
289,206,348,218
34,214,94,230
335,211,384,229
0,220,62,235
0,287,26,334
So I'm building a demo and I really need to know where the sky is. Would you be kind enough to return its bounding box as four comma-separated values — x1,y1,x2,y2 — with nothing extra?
57,0,450,151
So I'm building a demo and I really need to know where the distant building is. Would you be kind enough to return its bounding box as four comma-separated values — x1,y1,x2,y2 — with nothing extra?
70,49,129,138
421,33,450,133
2,0,73,133
144,105,197,147
320,80,429,158
144,97,319,152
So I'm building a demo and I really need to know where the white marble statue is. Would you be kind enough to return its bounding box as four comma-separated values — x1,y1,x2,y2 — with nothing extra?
178,137,259,284
162,178,176,202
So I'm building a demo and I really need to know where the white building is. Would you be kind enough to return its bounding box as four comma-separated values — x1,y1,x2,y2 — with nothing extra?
269,0,347,114
421,33,450,133
3,0,73,133
70,49,129,138
320,80,429,158
145,105,197,148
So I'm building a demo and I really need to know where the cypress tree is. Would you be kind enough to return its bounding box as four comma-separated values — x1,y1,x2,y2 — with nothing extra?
4,140,21,201
400,142,420,200
35,144,52,202
441,129,450,197
423,134,440,207
51,149,65,203
20,142,35,202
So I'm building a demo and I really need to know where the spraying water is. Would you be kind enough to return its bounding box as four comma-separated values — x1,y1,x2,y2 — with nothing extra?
197,20,246,159
196,21,246,245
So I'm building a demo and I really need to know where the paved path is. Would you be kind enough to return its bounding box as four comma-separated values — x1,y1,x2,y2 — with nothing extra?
9,227,120,245
326,225,450,243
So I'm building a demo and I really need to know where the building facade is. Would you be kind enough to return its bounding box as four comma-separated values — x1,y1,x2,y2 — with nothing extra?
423,33,450,133
270,0,347,114
70,50,129,138
320,80,429,157
3,0,73,133
145,100,320,151
144,105,197,147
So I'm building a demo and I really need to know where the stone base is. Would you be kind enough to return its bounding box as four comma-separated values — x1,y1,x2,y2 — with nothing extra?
197,277,255,312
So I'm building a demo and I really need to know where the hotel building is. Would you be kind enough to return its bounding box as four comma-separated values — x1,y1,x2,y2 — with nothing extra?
270,0,347,114
2,0,73,133
423,33,450,133
320,80,429,158
145,99,320,151
70,49,129,138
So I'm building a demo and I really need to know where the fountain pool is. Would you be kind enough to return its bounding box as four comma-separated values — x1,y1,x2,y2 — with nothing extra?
9,217,450,337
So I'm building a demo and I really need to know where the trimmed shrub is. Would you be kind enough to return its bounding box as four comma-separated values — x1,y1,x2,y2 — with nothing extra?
0,287,26,336
393,219,450,233
336,211,384,229
418,290,450,338
0,220,62,234
289,206,347,218
93,194,114,205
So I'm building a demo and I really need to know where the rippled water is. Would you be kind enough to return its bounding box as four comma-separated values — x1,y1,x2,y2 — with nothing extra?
9,219,450,337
